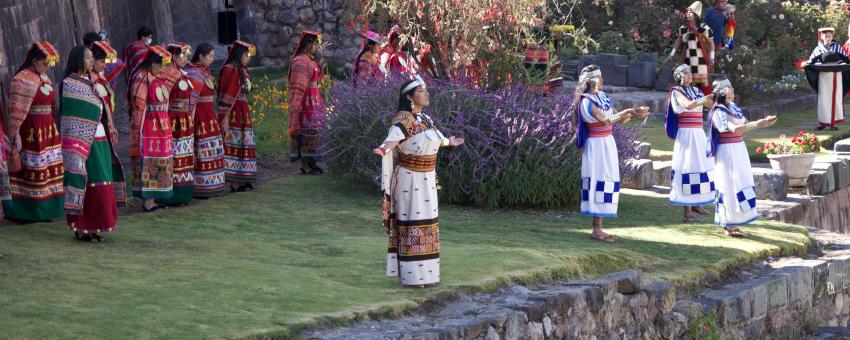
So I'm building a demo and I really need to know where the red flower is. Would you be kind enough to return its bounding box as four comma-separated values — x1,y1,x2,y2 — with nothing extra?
792,137,799,143
799,130,804,136
756,147,763,153
802,140,808,145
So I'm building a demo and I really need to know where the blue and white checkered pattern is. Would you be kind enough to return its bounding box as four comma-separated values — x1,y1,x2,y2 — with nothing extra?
681,172,715,196
736,186,757,212
581,177,591,202
594,180,620,204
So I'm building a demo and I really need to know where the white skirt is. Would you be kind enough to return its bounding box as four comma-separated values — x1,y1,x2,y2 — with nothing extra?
714,142,758,227
580,136,620,217
670,128,716,205
818,71,844,126
385,166,440,286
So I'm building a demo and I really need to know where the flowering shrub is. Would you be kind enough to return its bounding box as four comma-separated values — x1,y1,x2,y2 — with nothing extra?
756,131,820,155
249,76,290,156
320,76,641,209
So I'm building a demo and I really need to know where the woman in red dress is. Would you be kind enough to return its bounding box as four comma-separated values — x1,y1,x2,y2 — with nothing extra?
4,42,64,222
186,43,226,198
129,46,174,212
288,31,325,175
158,42,196,205
353,31,385,86
217,40,257,192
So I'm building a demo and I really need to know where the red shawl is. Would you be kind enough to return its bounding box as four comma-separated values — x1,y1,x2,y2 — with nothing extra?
124,41,148,78
8,69,47,170
128,70,151,158
287,54,318,137
216,64,245,130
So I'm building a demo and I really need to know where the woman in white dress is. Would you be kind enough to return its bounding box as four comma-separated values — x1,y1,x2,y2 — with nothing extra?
374,76,464,287
707,79,776,237
666,64,715,222
574,65,649,243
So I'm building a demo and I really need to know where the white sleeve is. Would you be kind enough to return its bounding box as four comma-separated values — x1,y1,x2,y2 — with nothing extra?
712,109,729,132
383,125,405,143
579,98,596,123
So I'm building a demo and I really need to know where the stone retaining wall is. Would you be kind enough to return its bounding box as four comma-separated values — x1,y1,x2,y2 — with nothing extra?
304,229,850,339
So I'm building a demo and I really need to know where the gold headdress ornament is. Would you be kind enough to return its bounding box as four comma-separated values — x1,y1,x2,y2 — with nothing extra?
167,42,192,58
147,45,172,66
91,41,118,64
32,42,60,67
231,40,256,57
687,1,703,18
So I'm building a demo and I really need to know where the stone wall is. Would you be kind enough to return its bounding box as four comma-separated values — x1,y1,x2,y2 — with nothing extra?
236,0,362,72
303,229,850,339
0,0,218,83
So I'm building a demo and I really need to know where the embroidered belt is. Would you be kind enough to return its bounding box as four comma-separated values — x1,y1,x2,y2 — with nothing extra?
399,153,437,172
236,95,248,101
719,131,744,144
147,104,168,111
197,96,214,103
678,112,703,128
168,99,190,112
587,122,613,137
93,136,108,142
30,105,53,115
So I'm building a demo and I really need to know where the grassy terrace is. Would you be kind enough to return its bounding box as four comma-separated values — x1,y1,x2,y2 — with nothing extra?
0,176,808,338
640,105,848,162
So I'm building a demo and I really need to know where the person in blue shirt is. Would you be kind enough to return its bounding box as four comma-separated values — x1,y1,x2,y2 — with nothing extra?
703,0,728,47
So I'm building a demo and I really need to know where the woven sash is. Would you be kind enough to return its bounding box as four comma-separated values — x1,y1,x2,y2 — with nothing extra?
399,153,437,172
587,122,613,137
678,112,703,128
719,131,743,144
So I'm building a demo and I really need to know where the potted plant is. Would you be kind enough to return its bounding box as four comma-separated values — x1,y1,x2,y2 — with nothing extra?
756,131,820,187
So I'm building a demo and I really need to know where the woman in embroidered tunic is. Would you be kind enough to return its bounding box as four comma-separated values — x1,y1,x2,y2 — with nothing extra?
708,79,776,237
288,31,325,175
374,77,464,287
186,43,226,198
666,1,714,94
61,43,125,241
353,31,385,87
158,43,196,205
218,40,257,191
129,46,173,212
666,64,715,222
4,42,64,222
575,65,649,243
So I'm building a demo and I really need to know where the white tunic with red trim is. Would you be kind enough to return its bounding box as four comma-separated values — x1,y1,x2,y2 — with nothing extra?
710,103,758,227
669,86,716,206
579,92,620,217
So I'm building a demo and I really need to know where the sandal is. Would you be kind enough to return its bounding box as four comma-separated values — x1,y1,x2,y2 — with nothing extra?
91,233,104,242
692,206,709,215
235,184,255,192
832,126,839,131
817,126,826,131
724,227,747,238
307,168,323,175
299,168,308,175
143,204,167,213
590,232,617,243
682,215,700,223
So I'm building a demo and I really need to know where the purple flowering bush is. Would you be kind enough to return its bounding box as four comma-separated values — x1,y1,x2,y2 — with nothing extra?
320,76,640,209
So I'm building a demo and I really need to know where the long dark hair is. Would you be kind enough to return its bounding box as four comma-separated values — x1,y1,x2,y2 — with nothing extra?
191,43,214,64
63,45,88,79
354,40,378,74
16,47,46,75
220,45,248,89
139,53,164,71
397,79,419,112
296,35,318,56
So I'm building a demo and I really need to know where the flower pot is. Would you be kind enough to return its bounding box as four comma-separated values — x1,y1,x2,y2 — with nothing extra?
767,153,816,187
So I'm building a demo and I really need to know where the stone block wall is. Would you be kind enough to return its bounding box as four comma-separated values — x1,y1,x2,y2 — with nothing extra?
236,0,362,72
0,0,218,87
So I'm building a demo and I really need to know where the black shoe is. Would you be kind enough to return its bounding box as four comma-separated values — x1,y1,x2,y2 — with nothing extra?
143,204,167,212
235,183,255,192
299,168,308,175
832,126,839,131
816,126,826,131
91,233,104,242
74,232,94,242
307,168,323,175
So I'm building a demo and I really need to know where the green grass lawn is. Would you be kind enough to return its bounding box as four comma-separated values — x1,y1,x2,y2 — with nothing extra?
0,176,808,338
641,105,848,162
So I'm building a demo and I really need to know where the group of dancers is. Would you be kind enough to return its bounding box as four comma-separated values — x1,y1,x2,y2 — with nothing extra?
0,27,330,243
575,63,776,243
